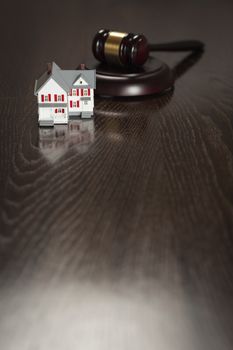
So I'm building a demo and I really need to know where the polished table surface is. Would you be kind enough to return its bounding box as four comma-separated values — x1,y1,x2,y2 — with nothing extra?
0,0,233,349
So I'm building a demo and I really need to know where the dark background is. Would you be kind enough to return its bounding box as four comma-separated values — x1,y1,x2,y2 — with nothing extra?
0,0,233,349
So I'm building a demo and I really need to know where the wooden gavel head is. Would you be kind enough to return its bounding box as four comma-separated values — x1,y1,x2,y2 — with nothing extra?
92,29,149,68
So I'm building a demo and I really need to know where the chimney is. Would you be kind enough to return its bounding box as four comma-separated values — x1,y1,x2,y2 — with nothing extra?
47,62,52,74
78,63,86,70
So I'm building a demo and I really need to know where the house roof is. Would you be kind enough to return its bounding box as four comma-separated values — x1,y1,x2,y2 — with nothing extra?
34,62,96,95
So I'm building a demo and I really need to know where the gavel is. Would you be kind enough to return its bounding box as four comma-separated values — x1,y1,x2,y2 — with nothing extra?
92,29,204,68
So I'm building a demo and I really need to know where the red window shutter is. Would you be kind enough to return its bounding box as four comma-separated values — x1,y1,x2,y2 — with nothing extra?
76,89,79,96
41,94,44,102
54,94,57,101
62,94,64,101
55,109,57,113
88,88,90,96
77,101,80,107
48,94,51,101
62,108,64,113
81,89,83,96
70,100,73,108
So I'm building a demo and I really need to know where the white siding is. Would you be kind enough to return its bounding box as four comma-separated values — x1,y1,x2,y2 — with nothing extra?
68,89,94,113
38,107,52,119
38,78,67,104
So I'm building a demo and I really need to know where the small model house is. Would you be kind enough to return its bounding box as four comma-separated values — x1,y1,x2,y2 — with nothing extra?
34,62,96,126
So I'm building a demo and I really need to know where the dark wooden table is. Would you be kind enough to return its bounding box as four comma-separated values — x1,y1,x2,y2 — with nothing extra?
0,0,233,349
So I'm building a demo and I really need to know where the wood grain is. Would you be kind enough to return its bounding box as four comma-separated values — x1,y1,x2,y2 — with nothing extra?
0,0,233,349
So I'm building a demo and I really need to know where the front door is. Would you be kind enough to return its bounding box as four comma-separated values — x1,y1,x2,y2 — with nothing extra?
81,99,91,112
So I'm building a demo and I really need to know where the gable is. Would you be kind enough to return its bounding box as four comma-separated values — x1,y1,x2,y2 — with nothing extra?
38,78,67,96
73,75,88,86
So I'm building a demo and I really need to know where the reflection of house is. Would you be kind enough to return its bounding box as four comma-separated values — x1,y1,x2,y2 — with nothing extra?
39,120,94,163
34,62,96,126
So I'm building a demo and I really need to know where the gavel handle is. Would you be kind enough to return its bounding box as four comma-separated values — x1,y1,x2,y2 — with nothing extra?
149,40,204,52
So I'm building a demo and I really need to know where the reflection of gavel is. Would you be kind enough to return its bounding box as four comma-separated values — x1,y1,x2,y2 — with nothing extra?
92,29,204,68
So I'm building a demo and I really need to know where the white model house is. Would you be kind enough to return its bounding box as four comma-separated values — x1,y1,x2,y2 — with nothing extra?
34,62,96,126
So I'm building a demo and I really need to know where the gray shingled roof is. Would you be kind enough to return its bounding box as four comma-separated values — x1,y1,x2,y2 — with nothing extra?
34,62,96,95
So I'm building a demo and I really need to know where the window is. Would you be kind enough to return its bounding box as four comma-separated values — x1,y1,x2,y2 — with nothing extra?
72,89,79,96
54,94,65,101
41,94,51,102
72,101,80,108
55,108,65,114
56,94,64,101
81,88,90,97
